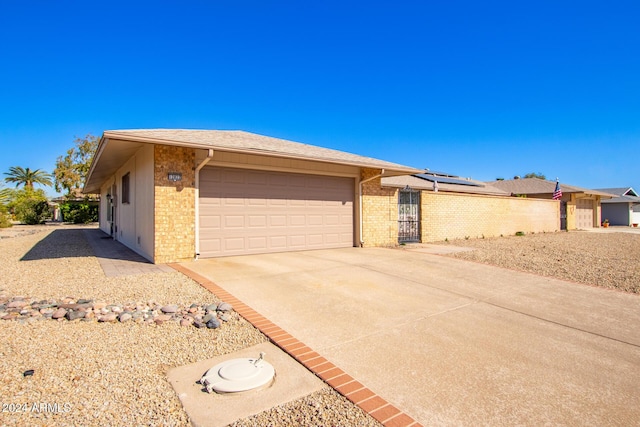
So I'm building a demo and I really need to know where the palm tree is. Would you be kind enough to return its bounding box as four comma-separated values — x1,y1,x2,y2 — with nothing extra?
4,166,53,189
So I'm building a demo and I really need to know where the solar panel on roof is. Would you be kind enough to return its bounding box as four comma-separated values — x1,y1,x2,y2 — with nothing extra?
414,173,482,187
423,170,459,177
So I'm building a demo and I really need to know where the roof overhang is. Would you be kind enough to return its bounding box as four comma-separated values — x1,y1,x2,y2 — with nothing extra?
84,130,421,193
83,136,145,193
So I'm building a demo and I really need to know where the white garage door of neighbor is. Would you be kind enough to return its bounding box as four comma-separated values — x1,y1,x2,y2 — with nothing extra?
576,198,594,229
199,167,355,257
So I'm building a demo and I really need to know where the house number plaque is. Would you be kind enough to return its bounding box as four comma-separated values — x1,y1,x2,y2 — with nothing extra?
168,172,182,182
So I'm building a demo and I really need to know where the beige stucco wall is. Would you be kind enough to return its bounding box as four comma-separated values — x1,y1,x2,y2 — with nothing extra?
97,145,155,261
360,169,399,247
116,155,137,250
154,145,196,263
134,144,155,259
421,192,560,242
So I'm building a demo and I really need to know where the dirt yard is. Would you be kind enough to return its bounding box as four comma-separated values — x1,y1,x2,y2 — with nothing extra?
444,230,640,294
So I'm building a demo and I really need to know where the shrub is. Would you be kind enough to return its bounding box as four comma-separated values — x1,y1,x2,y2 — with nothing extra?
0,204,11,228
59,202,98,224
9,188,50,225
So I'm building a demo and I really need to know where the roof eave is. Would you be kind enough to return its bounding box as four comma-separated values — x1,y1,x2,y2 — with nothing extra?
101,131,419,174
83,131,420,193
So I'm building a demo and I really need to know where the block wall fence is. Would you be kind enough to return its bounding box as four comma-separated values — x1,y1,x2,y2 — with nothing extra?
420,192,560,242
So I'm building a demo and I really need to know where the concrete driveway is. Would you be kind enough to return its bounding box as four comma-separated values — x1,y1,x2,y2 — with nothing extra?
182,247,640,426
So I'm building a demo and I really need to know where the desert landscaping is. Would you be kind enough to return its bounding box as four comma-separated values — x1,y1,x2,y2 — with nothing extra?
445,230,640,294
1,225,639,426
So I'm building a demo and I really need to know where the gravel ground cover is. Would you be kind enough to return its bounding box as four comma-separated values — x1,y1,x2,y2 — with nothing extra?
0,226,380,427
443,231,640,294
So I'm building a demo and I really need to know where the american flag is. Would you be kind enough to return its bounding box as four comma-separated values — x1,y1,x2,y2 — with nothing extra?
552,180,562,200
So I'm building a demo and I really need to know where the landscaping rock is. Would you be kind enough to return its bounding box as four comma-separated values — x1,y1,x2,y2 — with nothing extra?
217,302,232,312
0,295,235,331
93,302,107,310
66,310,86,321
52,308,67,319
7,300,28,309
193,320,205,328
206,317,221,329
119,313,132,323
154,314,172,324
98,313,117,322
161,304,179,314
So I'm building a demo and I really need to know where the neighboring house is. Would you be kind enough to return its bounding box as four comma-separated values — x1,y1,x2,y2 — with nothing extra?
50,189,99,222
488,178,614,230
382,171,560,243
595,187,640,226
83,129,420,263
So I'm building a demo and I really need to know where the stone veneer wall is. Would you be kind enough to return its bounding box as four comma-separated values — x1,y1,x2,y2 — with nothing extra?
154,145,196,263
360,168,399,247
421,191,560,242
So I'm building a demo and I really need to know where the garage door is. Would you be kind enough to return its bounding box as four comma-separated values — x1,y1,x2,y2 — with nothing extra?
575,198,594,229
199,167,354,257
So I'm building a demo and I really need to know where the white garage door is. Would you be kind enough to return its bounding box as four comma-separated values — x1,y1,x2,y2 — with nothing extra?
199,167,354,257
575,198,594,229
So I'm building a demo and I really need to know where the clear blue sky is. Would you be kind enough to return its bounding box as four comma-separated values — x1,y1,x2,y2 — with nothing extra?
1,1,638,195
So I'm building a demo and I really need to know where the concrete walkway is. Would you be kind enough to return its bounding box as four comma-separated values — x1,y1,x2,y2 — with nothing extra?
180,248,640,426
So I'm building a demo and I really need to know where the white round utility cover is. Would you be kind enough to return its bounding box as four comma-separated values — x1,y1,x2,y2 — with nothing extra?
201,353,275,393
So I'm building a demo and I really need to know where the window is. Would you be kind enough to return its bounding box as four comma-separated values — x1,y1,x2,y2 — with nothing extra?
122,173,130,204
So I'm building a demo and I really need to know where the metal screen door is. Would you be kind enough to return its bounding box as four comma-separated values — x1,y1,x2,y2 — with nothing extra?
398,189,420,243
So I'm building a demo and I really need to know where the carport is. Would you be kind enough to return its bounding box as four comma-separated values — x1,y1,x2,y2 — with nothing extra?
180,247,640,426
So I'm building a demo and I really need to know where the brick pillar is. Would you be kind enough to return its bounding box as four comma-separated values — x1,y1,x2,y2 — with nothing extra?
360,168,398,247
154,145,196,263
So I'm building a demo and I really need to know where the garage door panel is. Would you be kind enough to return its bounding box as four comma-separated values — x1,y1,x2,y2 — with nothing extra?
248,237,267,250
308,215,323,225
270,236,287,248
270,215,287,227
248,215,267,227
289,235,307,247
199,167,354,257
200,238,221,252
269,199,287,207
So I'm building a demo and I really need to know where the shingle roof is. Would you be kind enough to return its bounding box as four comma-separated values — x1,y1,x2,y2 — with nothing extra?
382,175,509,195
104,129,419,172
85,129,420,193
487,178,615,197
594,187,638,197
595,187,640,204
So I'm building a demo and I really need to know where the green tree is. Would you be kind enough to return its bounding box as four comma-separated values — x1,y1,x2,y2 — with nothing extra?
4,166,53,189
54,134,99,195
523,172,546,180
8,188,49,225
0,183,12,228
0,183,12,205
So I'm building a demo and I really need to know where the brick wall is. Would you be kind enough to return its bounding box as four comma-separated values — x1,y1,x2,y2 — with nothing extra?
361,168,398,246
154,145,196,263
421,192,560,242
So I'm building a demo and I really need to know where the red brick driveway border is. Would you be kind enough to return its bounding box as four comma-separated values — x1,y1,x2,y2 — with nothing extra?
169,263,422,427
